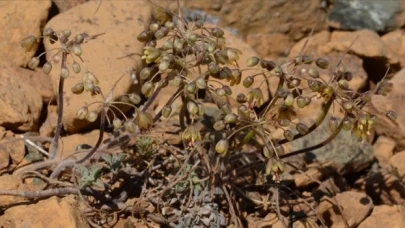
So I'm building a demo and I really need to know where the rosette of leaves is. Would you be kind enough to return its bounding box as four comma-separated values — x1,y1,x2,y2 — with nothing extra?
76,164,104,189
101,153,127,174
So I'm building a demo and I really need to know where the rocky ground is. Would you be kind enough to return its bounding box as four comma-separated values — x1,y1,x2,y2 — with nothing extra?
0,0,405,227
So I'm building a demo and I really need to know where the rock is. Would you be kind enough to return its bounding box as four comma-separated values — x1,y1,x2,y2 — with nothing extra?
0,196,89,227
1,64,54,103
370,69,405,149
0,1,51,67
44,0,151,133
353,171,405,205
289,31,331,58
382,30,405,68
389,151,405,182
318,191,373,227
52,0,88,12
313,175,349,200
0,64,43,132
39,105,58,137
0,135,26,166
373,136,396,168
294,167,324,188
358,205,405,228
328,0,402,32
290,115,375,175
319,30,398,65
246,33,291,58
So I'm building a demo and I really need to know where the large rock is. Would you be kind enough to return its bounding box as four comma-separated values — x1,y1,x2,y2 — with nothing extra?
328,0,402,32
382,30,405,68
0,1,52,67
290,115,375,175
0,196,89,227
289,31,331,58
246,33,291,59
0,64,43,132
318,191,373,228
389,151,405,182
358,205,405,228
44,0,152,133
370,69,405,149
373,136,396,168
52,0,88,12
319,29,398,65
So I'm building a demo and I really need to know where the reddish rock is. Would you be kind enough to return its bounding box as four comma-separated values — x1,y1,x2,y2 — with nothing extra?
246,33,292,58
389,150,405,182
373,136,396,167
289,31,331,58
382,30,405,67
358,205,405,228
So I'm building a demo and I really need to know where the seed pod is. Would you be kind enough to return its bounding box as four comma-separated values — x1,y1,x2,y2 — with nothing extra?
207,41,216,53
342,100,353,111
287,78,301,88
342,118,353,131
227,48,240,62
302,55,313,64
278,119,290,127
71,83,84,94
74,33,84,44
283,130,294,141
219,67,232,80
113,118,123,129
159,60,170,72
187,101,199,115
275,144,285,155
43,62,52,74
137,30,152,42
28,57,40,69
338,79,349,90
208,63,220,74
163,40,173,50
135,111,153,130
120,95,130,103
197,103,205,117
224,113,237,124
215,88,226,96
328,117,338,133
277,161,285,173
263,146,274,158
162,106,172,118
165,21,174,29
211,27,224,38
87,111,98,122
76,107,88,120
61,66,70,78
124,121,136,133
276,88,288,98
129,93,141,104
294,56,303,65
186,82,196,94
220,103,232,114
386,110,397,122
173,38,184,51
213,120,226,131
173,76,183,87
273,66,283,76
83,72,99,85
296,123,309,135
21,35,37,52
265,158,276,175
359,114,368,125
215,139,229,156
308,68,319,78
154,29,165,40
83,80,94,91
223,86,232,95
247,56,260,67
344,71,353,81
232,69,242,85
238,105,249,116
308,80,322,92
242,130,255,144
315,58,329,69
237,93,246,103
243,76,254,88
71,44,82,56
141,81,154,97
72,62,81,73
296,96,309,108
62,29,71,38
284,93,294,106
149,23,160,32
42,28,54,37
195,77,207,89
214,50,229,65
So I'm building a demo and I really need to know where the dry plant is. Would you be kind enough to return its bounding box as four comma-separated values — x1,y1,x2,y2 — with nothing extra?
0,1,398,227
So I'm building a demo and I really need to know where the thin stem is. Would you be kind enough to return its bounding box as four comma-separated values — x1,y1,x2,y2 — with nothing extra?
49,51,67,159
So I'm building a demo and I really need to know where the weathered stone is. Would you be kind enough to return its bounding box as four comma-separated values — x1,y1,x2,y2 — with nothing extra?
358,205,405,228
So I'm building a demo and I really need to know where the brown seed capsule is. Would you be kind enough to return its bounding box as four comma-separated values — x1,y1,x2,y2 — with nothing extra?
42,28,54,37
162,106,172,118
276,88,288,98
87,111,98,122
275,144,285,155
74,33,84,44
159,60,170,72
265,158,276,175
187,101,199,115
76,107,88,120
237,93,246,103
296,96,309,108
213,120,226,131
149,23,160,32
129,93,141,105
243,76,254,88
284,93,294,106
83,80,94,91
215,88,226,97
338,79,349,90
215,139,229,156
72,62,81,73
342,118,353,131
124,121,136,133
62,29,71,38
263,146,274,158
211,27,224,38
113,118,123,129
71,44,82,56
220,103,232,114
186,82,196,94
208,63,220,74
21,35,37,52
28,57,40,69
61,66,69,78
43,62,52,74
278,119,290,127
223,85,232,95
296,123,309,135
141,81,154,97
308,80,322,92
224,113,237,124
195,77,207,89
308,68,319,78
247,56,260,67
283,130,294,141
173,76,183,87
342,100,353,111
328,117,338,133
137,30,152,42
315,58,329,69
135,111,153,130
71,83,84,94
